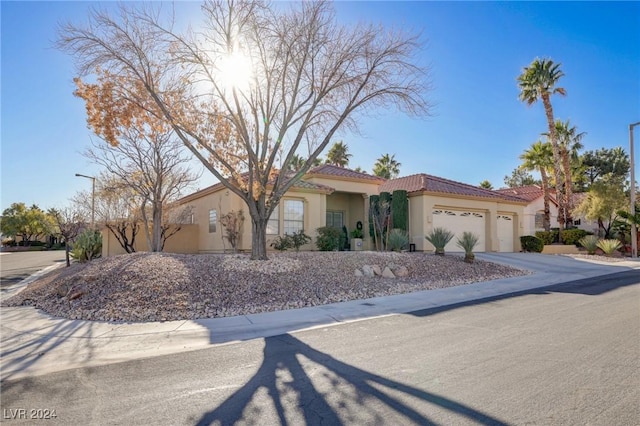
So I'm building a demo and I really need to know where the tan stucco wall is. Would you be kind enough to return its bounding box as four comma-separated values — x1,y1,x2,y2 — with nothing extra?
410,193,524,252
181,188,328,253
101,224,199,257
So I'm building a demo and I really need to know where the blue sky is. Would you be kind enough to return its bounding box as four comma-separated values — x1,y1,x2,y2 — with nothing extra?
2,1,639,212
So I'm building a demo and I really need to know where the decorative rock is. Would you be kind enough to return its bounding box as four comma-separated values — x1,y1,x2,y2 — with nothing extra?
381,267,395,278
394,266,409,277
372,265,382,276
362,265,375,277
354,269,363,277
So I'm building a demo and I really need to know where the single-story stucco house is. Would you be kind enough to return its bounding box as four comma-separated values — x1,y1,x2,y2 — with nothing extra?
140,164,526,255
495,185,599,236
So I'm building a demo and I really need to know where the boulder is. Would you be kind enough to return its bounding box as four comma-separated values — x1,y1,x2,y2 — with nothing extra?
362,265,375,277
372,265,382,276
354,269,364,277
381,266,395,278
394,266,409,277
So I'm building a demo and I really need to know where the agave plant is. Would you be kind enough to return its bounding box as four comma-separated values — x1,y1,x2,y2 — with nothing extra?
425,227,454,255
387,228,409,252
456,232,480,263
578,235,599,255
596,239,622,256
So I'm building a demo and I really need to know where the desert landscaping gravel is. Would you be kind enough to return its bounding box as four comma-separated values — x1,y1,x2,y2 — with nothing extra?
3,251,530,322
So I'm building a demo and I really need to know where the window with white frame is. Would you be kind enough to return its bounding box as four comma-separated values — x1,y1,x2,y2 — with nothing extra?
267,206,279,235
283,199,304,234
209,209,217,233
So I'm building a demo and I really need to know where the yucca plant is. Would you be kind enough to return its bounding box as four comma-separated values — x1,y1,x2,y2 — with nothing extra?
596,239,622,256
578,235,599,255
387,228,409,252
456,232,480,263
425,227,454,255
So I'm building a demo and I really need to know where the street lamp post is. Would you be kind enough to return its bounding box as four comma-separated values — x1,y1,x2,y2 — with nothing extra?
630,122,640,258
75,173,96,229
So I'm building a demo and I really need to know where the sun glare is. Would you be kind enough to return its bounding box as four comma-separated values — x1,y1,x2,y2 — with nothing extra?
218,51,253,91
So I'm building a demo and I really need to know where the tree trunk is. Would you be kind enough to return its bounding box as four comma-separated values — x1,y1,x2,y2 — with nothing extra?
561,150,574,227
65,243,71,267
250,216,269,260
540,169,551,232
541,93,565,242
151,204,163,252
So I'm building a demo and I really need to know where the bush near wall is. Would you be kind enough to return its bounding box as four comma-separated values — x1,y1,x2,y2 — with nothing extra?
535,230,559,245
561,229,591,246
520,235,544,253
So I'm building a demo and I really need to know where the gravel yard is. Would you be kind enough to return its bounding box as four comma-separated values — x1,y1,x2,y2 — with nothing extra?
3,251,529,322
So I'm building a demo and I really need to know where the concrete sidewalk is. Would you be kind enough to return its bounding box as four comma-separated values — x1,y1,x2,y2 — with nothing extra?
1,253,639,381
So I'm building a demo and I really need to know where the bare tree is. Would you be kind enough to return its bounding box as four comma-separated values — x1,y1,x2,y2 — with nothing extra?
49,207,84,266
72,173,143,253
82,128,199,252
58,0,432,259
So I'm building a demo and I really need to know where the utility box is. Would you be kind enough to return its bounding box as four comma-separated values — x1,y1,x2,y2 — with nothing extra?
351,238,363,251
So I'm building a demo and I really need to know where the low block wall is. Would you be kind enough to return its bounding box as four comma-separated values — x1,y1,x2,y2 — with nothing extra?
542,244,580,255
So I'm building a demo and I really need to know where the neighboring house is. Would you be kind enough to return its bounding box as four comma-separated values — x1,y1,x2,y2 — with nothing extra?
174,165,526,254
496,185,559,237
495,185,599,236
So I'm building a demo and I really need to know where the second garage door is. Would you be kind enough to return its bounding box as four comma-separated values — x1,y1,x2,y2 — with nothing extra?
432,209,486,252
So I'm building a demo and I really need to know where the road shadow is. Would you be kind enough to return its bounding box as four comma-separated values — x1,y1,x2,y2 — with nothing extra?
408,270,640,318
194,333,508,425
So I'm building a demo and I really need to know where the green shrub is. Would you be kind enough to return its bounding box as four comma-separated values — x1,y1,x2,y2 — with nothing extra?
535,230,558,245
456,232,480,263
289,230,312,252
70,229,102,262
316,226,343,251
596,239,622,256
562,228,589,246
391,190,409,231
350,227,363,239
425,227,454,255
520,235,544,253
270,235,291,251
578,235,599,255
387,228,409,252
270,230,312,252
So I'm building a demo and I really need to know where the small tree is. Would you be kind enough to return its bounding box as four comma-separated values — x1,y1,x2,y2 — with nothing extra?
219,209,245,253
49,207,84,267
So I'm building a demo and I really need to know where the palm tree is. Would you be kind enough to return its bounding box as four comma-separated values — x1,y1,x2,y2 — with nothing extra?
520,140,554,231
286,154,307,172
325,141,351,167
545,119,585,226
518,58,567,240
373,153,401,179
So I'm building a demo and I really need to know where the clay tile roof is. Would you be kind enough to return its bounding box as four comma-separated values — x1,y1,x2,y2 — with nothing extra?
307,164,386,183
496,185,559,204
380,173,526,203
272,173,335,192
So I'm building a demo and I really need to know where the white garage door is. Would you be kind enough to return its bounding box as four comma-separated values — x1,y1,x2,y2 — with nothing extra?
497,215,514,252
432,209,486,252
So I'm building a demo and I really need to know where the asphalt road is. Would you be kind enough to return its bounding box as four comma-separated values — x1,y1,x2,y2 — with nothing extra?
0,251,65,287
2,271,638,425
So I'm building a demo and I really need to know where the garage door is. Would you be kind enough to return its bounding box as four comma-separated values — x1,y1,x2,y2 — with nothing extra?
432,209,486,252
497,214,514,252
